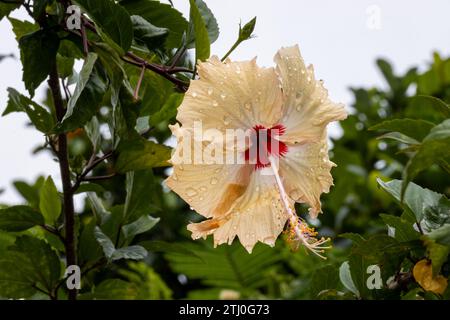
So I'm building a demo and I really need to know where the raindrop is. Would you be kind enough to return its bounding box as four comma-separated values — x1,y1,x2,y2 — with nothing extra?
207,88,213,95
212,100,219,107
210,178,218,185
191,92,198,98
186,188,198,197
220,93,226,100
223,116,230,125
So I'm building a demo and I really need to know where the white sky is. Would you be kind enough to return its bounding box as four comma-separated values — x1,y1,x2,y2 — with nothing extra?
1,0,450,205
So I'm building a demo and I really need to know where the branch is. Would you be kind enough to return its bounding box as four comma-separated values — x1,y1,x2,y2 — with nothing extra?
48,65,78,301
73,17,191,91
71,151,114,192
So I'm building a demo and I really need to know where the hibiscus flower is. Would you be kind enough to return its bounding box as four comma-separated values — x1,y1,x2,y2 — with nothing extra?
165,45,347,256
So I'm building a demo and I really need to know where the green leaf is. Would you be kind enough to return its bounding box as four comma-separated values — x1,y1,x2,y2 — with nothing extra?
112,245,147,260
377,179,449,230
339,233,366,245
310,265,340,298
377,59,398,92
377,132,419,145
84,116,101,151
93,43,126,108
424,238,450,276
0,205,44,232
56,54,75,79
63,52,98,122
120,0,188,49
339,261,359,297
94,226,147,261
13,182,38,206
403,119,450,196
149,92,183,126
74,0,133,53
81,279,139,300
380,214,420,242
428,224,450,246
58,66,107,132
8,17,39,40
32,0,50,19
187,0,219,48
131,15,169,50
19,29,59,97
94,226,115,258
39,176,62,225
166,242,280,291
188,0,210,62
74,182,105,195
123,170,160,222
370,118,435,142
0,236,61,298
115,138,171,173
122,214,159,240
0,3,20,21
140,240,201,256
407,95,450,122
3,88,54,133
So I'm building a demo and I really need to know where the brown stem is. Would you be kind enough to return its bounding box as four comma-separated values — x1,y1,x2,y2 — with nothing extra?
80,19,89,56
71,151,114,192
48,66,78,301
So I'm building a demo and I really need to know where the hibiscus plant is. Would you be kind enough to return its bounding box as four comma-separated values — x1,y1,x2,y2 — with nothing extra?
0,0,449,301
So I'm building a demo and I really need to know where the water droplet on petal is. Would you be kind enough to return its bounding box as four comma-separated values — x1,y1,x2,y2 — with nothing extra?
207,88,213,95
210,178,218,185
186,188,198,197
244,102,251,110
223,116,230,125
191,92,198,98
212,100,218,107
220,93,226,100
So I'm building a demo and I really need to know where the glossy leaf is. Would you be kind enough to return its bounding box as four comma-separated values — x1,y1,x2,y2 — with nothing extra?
19,29,59,97
188,0,210,62
74,0,133,53
131,15,169,50
3,88,54,133
120,0,188,49
39,176,62,225
115,138,171,173
0,205,44,232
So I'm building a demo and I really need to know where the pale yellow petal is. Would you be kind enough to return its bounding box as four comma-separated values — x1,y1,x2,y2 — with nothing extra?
166,125,251,219
176,56,283,133
187,170,290,253
274,45,347,144
279,132,335,218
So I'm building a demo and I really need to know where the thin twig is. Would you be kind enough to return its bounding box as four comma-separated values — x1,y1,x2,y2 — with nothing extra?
40,224,65,243
82,173,117,182
133,64,146,100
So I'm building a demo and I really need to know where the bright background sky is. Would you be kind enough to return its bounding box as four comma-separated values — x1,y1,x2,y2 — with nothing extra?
1,0,450,206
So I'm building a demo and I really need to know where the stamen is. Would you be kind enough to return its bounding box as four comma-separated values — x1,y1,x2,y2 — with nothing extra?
269,156,330,259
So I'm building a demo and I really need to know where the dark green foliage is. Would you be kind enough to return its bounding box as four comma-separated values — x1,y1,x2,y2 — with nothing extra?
0,0,448,301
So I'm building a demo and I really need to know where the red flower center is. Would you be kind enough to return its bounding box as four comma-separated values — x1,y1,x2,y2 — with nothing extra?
244,124,288,169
